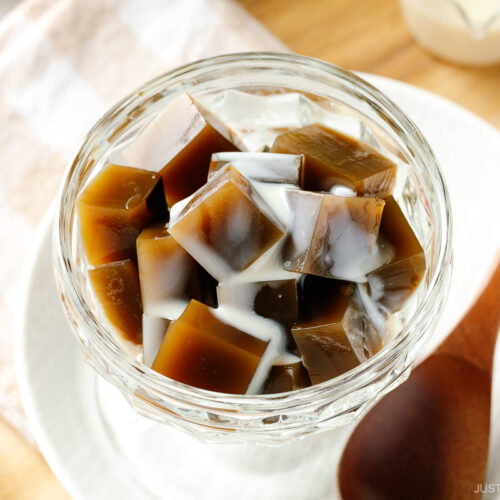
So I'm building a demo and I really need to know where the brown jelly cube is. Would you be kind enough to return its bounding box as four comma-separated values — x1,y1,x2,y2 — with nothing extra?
208,152,303,185
216,279,298,329
263,362,311,394
77,164,165,266
283,190,385,282
298,274,346,321
271,124,397,196
137,223,217,318
169,166,285,281
88,260,143,344
124,93,239,207
292,278,360,384
299,275,384,361
367,196,425,312
151,300,269,394
343,287,385,360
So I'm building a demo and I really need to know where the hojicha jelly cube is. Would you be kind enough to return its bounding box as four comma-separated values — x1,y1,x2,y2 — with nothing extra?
123,93,240,207
77,164,166,266
367,196,425,312
343,284,386,360
88,260,143,344
208,152,304,185
137,223,217,318
216,279,298,329
299,275,384,361
283,190,385,282
263,362,311,394
271,123,397,196
297,274,344,321
169,166,285,281
152,300,269,394
142,314,170,367
292,278,360,384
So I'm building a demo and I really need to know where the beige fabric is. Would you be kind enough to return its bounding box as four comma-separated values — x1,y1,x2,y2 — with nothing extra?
0,0,287,439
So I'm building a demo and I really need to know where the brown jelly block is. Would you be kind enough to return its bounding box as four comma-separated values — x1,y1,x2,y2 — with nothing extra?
123,93,240,207
208,152,303,185
299,276,384,361
263,362,311,394
137,223,217,317
77,164,165,266
292,278,360,384
169,166,285,281
343,289,385,360
151,300,269,394
271,123,397,196
216,279,298,329
283,190,385,282
367,196,425,312
297,274,346,321
88,260,143,344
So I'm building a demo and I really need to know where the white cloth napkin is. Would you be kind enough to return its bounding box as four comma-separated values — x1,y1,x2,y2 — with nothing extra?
0,0,287,439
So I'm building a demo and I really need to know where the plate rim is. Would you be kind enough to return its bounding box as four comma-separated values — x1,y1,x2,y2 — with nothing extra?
14,74,500,500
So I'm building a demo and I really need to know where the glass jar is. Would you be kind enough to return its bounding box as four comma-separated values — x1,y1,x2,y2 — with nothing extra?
400,0,500,66
53,52,452,445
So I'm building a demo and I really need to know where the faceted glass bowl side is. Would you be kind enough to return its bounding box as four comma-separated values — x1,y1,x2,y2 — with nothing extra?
54,52,452,444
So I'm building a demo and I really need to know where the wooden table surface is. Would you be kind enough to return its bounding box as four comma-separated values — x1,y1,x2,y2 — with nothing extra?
3,0,499,498
241,0,500,129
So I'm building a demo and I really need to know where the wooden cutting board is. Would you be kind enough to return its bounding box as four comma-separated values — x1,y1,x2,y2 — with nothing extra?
4,0,499,498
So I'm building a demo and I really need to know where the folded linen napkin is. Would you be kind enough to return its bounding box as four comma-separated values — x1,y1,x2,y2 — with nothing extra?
0,0,287,439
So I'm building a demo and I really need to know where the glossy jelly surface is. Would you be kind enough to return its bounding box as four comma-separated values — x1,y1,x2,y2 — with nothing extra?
79,93,426,394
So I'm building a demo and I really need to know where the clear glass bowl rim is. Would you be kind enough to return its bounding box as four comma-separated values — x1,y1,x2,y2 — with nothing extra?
54,51,453,416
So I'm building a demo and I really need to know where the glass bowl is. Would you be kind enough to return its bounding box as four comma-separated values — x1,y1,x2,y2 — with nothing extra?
53,52,452,445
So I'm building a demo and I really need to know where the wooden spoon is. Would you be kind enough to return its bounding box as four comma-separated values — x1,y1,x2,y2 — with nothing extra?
339,258,500,500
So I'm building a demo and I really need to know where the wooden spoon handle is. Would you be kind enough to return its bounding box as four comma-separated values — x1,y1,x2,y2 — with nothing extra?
436,255,500,376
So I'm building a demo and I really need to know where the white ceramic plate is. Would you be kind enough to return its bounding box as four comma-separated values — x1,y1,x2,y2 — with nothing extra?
15,75,500,500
